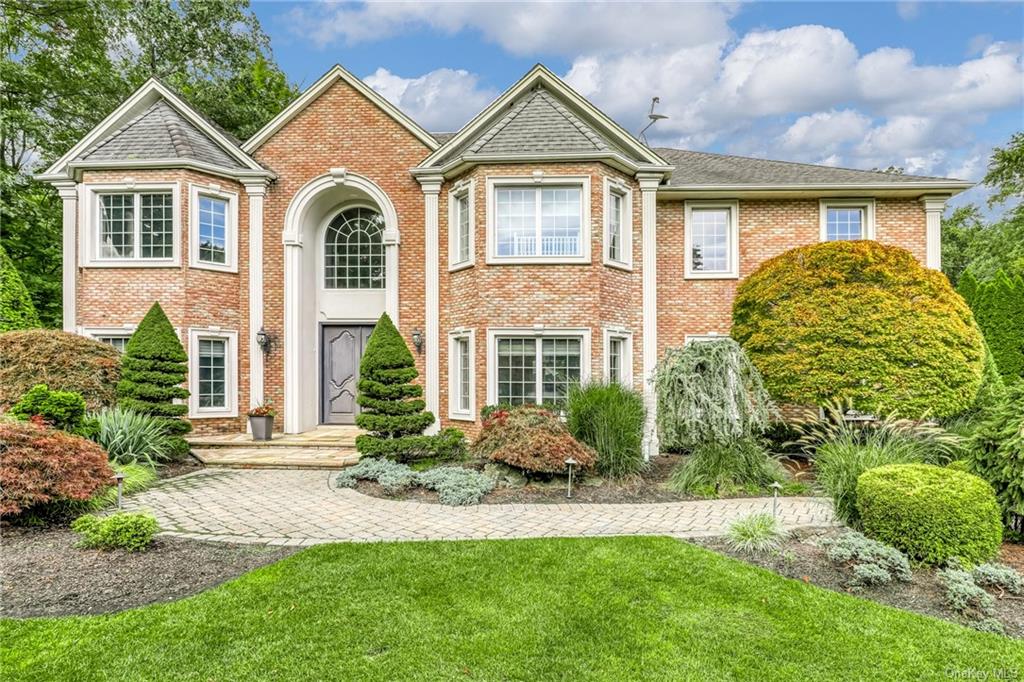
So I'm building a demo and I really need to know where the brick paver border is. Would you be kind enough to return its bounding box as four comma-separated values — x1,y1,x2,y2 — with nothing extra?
123,469,835,545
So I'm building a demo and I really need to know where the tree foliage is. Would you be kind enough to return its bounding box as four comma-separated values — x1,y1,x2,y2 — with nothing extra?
970,380,1024,536
116,302,191,458
732,241,985,419
969,271,1024,383
653,338,776,451
0,242,40,331
1,0,298,326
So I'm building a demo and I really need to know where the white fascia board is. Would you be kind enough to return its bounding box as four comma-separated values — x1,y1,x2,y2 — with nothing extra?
411,152,673,181
656,181,973,200
417,64,669,171
242,64,439,153
65,158,275,183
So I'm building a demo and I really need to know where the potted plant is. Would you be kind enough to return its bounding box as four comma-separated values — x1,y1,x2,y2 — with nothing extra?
248,402,276,441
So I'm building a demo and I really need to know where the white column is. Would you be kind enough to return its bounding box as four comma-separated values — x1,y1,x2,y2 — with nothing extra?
419,175,443,435
244,182,267,411
921,195,947,270
638,174,662,460
56,182,78,332
283,238,304,434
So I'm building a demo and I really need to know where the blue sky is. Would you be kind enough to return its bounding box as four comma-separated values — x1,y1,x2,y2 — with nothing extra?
251,1,1023,207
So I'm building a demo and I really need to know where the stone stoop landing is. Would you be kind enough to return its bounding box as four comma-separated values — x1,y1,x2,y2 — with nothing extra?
188,425,361,469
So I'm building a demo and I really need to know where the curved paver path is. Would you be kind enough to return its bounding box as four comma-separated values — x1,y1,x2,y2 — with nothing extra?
123,469,835,546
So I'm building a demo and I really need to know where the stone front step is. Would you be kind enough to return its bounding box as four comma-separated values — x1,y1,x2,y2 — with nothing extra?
192,447,359,470
187,425,361,450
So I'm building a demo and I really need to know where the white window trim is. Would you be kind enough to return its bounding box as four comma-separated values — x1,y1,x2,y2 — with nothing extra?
81,325,137,350
188,183,239,273
684,200,740,280
602,178,633,270
485,326,592,405
447,179,476,271
447,328,476,421
188,327,238,419
80,181,181,267
819,198,876,242
685,332,729,345
602,327,633,387
485,174,592,265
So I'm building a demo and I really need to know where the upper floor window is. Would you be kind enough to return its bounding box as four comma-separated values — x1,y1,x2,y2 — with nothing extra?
486,176,591,264
98,192,174,260
604,179,632,269
820,199,876,242
324,206,385,289
449,183,474,270
684,200,739,279
198,196,228,264
188,184,238,272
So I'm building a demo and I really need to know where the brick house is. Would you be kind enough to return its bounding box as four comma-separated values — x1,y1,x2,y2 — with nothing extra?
38,64,970,455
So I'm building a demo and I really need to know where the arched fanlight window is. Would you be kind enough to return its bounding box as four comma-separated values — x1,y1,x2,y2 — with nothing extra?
324,206,385,289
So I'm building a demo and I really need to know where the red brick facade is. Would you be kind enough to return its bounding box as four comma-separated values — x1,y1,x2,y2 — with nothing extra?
62,73,937,440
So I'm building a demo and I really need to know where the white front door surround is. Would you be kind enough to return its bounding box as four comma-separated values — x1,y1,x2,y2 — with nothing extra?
282,169,400,434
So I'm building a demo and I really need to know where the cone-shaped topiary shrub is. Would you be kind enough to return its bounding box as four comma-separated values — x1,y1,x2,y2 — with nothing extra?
0,243,41,332
355,313,465,462
732,241,985,419
116,302,191,459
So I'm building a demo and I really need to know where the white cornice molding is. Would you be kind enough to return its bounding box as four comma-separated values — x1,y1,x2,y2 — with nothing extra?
242,65,439,154
60,158,274,183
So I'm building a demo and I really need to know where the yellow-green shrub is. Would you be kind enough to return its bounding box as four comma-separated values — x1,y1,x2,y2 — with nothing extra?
732,241,984,418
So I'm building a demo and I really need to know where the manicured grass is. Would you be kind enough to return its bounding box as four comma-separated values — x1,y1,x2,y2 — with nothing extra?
3,537,1020,681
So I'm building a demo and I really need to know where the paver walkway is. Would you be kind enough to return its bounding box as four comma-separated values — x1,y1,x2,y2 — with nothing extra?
125,469,835,545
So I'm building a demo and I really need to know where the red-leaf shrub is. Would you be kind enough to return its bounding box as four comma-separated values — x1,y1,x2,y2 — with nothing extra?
0,419,113,517
472,405,596,475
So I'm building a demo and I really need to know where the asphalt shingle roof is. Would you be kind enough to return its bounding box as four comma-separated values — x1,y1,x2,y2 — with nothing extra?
432,86,645,166
77,100,245,169
655,148,962,187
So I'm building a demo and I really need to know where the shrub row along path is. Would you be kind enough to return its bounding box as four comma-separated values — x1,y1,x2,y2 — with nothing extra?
123,469,835,544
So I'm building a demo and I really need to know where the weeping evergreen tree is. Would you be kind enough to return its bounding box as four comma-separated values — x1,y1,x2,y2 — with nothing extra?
117,302,191,458
355,313,444,461
653,338,776,451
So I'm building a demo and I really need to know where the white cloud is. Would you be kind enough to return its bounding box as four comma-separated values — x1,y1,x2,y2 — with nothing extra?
779,110,872,156
897,1,921,21
363,67,497,131
287,1,736,56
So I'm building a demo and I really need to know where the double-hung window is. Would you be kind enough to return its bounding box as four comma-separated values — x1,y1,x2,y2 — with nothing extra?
604,179,632,268
189,184,238,271
489,177,590,263
448,330,475,420
97,191,175,261
188,328,238,418
603,328,632,386
449,183,474,269
491,331,589,407
820,200,875,242
684,200,739,279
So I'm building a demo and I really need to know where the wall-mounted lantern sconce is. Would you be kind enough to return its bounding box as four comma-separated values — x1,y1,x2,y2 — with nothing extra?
411,328,423,354
256,327,273,354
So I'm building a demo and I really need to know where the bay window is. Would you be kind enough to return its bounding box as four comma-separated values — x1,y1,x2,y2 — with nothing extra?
487,176,591,263
97,191,174,261
489,329,591,407
448,182,474,270
603,328,633,386
189,184,238,272
603,178,632,269
448,330,475,420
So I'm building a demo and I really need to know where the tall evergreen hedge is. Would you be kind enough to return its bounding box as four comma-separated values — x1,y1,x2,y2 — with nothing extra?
970,271,1024,383
116,302,191,458
732,241,984,419
0,243,41,332
355,313,463,461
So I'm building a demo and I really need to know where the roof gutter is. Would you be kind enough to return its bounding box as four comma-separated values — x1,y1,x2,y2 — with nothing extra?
45,158,277,184
656,180,973,199
411,152,674,180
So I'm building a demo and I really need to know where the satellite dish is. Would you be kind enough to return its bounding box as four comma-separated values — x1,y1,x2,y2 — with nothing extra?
639,97,668,143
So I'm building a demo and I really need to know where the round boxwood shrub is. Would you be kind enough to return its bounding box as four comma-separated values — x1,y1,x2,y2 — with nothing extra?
856,463,1002,565
0,329,120,411
732,241,984,419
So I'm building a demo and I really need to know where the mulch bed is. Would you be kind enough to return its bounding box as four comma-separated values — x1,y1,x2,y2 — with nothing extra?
158,458,204,480
350,455,813,505
695,528,1024,639
1,526,297,618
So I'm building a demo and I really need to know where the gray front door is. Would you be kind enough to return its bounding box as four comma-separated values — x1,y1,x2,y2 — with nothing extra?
321,325,374,424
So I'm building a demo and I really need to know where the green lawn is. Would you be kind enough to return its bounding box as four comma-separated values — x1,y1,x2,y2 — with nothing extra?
2,537,1020,681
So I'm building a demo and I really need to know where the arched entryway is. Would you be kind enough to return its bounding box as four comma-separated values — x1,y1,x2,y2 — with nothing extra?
282,168,400,433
